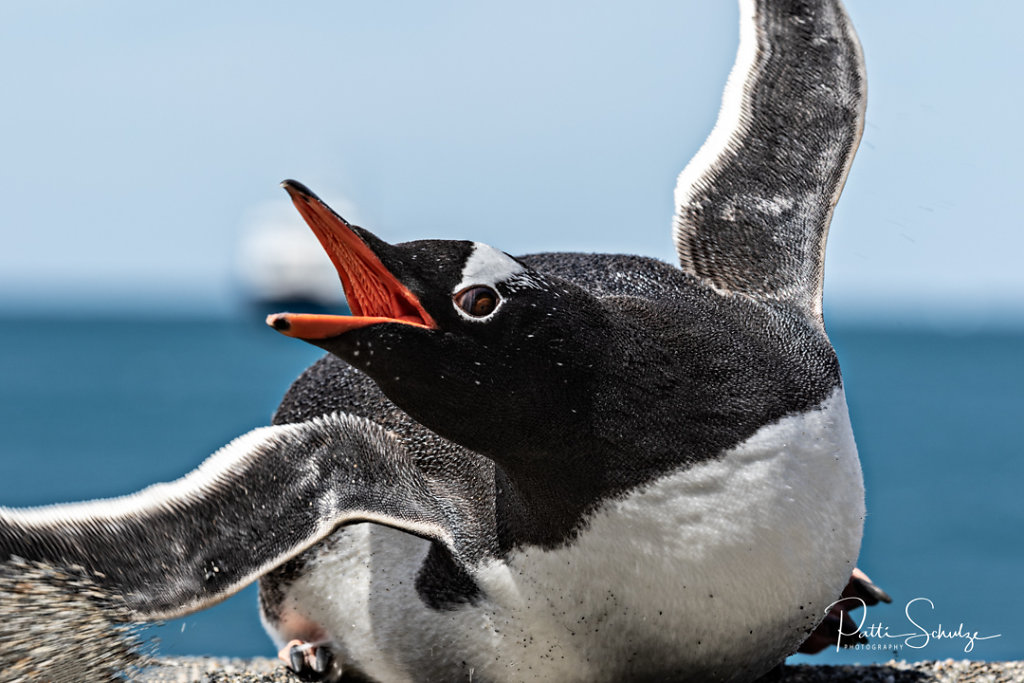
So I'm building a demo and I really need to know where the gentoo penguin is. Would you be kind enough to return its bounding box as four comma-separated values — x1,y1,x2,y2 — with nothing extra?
255,0,870,678
0,0,872,681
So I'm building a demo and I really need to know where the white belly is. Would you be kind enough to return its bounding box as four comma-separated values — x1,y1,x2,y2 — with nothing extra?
266,387,864,682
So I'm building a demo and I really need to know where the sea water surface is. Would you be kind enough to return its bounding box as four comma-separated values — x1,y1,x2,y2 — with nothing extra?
0,314,1020,664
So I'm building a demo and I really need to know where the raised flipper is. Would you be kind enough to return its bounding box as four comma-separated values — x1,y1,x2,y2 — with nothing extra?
673,0,866,324
0,412,459,622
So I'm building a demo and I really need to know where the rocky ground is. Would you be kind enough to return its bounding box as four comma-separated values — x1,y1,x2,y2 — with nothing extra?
138,658,1024,682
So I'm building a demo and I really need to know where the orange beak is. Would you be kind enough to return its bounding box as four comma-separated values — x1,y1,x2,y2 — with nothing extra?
266,180,437,340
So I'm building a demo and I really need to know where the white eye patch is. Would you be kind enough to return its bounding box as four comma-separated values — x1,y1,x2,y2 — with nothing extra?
453,242,526,296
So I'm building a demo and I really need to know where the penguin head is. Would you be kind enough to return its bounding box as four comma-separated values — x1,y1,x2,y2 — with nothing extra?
268,180,603,462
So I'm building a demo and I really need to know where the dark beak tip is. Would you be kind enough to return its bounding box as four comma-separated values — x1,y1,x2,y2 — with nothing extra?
280,179,316,202
266,314,291,332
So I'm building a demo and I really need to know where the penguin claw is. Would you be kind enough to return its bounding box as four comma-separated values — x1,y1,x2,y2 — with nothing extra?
314,645,333,674
846,567,892,606
279,639,337,681
289,645,308,677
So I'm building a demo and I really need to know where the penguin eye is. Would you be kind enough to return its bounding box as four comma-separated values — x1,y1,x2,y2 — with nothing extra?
454,286,499,318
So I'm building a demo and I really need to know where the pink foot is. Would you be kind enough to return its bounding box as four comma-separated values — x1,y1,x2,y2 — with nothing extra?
799,567,892,654
278,639,336,681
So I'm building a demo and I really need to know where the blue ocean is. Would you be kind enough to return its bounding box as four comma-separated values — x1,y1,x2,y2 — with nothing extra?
0,314,1020,664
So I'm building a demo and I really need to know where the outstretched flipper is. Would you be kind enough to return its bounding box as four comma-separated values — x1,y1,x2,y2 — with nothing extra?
0,412,459,621
673,0,866,323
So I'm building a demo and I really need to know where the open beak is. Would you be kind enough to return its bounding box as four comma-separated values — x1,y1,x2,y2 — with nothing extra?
266,180,437,340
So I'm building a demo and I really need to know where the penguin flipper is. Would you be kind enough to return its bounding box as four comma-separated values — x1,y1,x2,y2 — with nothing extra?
0,413,458,621
672,0,866,323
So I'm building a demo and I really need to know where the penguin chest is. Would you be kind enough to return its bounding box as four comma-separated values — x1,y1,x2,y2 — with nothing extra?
263,388,863,682
469,387,865,681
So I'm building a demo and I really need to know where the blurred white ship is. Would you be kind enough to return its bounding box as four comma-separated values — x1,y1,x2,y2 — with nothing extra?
236,200,350,314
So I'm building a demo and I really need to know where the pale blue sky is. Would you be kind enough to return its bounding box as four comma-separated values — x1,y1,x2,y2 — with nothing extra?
2,2,1022,323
